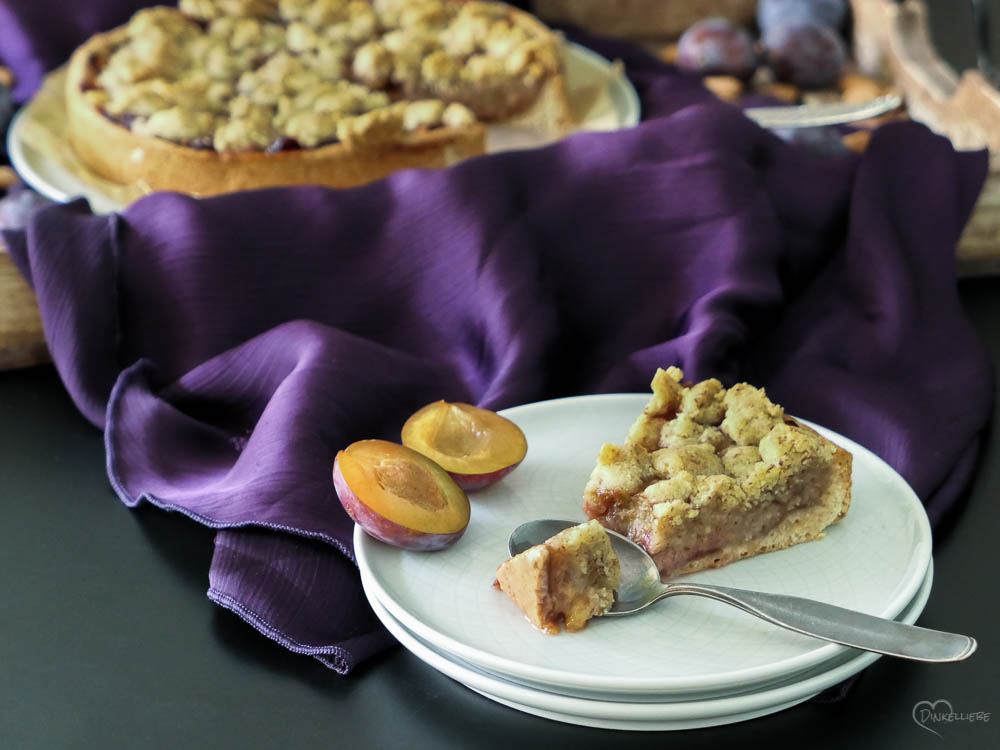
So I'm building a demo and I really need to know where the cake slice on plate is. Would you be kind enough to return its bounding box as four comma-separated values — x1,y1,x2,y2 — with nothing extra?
583,367,852,579
495,519,620,633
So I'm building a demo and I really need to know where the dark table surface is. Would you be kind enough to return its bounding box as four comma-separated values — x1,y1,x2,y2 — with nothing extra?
2,292,999,750
4,3,1000,748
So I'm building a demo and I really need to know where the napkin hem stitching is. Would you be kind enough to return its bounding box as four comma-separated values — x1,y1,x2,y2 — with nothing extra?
207,587,354,672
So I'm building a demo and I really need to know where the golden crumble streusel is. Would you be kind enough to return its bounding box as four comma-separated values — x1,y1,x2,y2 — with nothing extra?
583,367,852,579
81,0,563,153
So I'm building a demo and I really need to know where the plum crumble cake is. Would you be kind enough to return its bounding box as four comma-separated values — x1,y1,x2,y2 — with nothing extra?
66,0,573,194
495,519,620,634
583,367,852,579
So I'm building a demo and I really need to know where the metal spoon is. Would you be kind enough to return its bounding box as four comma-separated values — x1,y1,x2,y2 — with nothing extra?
509,520,976,663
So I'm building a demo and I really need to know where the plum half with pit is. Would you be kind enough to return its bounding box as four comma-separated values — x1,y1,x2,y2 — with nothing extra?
334,439,470,551
401,401,527,491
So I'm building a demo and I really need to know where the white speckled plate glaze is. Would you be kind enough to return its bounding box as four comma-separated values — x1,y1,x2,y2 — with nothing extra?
363,561,934,730
356,394,932,699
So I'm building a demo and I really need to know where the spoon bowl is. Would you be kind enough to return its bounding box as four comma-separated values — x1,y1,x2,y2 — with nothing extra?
509,519,976,663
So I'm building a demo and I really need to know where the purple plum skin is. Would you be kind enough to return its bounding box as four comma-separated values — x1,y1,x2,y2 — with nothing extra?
333,455,466,551
675,17,758,79
448,461,522,492
764,22,847,89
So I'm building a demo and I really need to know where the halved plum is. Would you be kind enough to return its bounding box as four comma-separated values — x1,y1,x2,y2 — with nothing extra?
401,401,527,491
333,439,470,551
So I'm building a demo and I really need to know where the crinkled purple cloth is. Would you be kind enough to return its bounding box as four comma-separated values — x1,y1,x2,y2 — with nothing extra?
1,5,993,678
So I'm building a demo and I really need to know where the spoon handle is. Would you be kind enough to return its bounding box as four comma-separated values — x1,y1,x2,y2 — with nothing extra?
657,583,976,663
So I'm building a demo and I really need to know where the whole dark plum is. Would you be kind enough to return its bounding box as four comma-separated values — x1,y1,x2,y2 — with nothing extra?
764,22,847,89
675,17,758,79
757,0,848,33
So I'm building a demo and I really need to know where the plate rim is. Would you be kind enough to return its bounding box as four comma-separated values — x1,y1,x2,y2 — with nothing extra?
362,559,934,723
7,107,73,204
357,391,933,695
565,41,641,128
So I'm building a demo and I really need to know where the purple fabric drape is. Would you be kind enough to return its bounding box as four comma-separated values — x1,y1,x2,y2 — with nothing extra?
1,2,993,675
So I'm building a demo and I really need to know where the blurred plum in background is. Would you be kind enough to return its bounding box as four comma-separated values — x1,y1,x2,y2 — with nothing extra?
764,21,847,88
676,17,759,79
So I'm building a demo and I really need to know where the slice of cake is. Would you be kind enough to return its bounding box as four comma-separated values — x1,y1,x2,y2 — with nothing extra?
494,520,620,634
583,367,852,580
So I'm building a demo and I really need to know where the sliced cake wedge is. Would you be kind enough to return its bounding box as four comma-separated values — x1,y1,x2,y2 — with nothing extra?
583,367,852,580
494,519,620,634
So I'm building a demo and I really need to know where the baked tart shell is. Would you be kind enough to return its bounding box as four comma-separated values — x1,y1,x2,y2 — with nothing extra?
65,26,490,196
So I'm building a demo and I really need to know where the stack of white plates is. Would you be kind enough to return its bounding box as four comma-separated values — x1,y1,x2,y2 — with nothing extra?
356,394,934,731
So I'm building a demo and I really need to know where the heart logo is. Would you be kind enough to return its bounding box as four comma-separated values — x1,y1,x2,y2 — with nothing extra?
912,699,953,738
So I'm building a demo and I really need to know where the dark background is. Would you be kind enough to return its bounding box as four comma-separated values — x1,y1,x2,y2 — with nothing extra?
2,2,999,748
928,1,983,72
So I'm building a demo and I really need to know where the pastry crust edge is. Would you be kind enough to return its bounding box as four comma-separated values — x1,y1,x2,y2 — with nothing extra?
65,9,576,196
654,417,854,580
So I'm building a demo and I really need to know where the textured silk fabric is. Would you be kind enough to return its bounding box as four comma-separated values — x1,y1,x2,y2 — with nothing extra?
1,5,993,674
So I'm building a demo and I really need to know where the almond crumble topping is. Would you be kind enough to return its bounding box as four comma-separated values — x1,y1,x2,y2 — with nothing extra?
83,0,562,153
583,367,852,578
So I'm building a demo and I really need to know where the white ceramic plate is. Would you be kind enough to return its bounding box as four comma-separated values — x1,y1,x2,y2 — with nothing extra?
6,110,125,214
486,42,639,152
356,393,933,698
7,43,639,214
363,561,934,730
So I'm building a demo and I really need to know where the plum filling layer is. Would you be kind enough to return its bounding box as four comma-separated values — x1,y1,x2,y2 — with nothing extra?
582,367,852,581
495,520,620,634
644,461,835,577
105,112,139,129
265,137,302,153
546,546,619,632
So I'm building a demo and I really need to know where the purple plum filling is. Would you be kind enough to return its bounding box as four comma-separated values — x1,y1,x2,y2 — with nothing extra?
104,112,138,129
186,136,214,150
266,137,302,153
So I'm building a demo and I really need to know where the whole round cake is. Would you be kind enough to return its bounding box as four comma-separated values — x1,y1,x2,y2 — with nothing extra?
66,0,573,195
